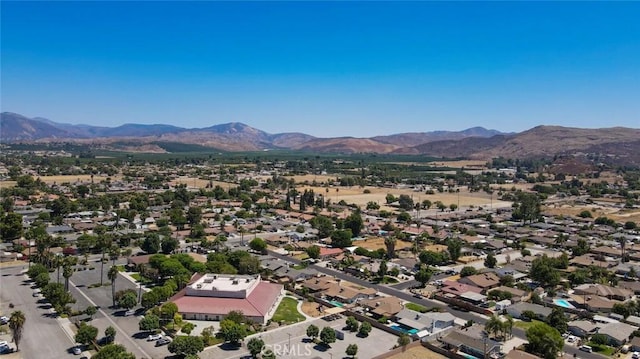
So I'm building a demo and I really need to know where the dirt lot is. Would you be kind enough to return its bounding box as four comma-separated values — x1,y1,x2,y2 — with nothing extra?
387,345,448,359
543,205,640,224
296,184,506,210
300,301,326,317
353,237,414,251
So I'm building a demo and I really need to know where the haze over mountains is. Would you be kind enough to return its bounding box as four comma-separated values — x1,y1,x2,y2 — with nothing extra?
2,112,639,165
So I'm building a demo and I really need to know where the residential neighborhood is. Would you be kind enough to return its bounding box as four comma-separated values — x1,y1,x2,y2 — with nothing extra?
0,152,639,359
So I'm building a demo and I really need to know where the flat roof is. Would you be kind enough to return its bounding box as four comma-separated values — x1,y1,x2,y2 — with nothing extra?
190,274,258,292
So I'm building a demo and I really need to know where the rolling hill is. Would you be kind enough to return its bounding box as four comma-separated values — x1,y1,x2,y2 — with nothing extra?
1,112,638,165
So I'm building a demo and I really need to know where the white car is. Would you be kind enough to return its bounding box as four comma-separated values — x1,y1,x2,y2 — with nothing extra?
0,316,8,324
632,352,640,359
147,334,162,341
72,346,82,355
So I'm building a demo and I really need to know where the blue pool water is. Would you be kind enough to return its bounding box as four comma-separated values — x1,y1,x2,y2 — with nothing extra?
554,299,573,308
390,325,419,335
459,353,481,359
329,300,344,308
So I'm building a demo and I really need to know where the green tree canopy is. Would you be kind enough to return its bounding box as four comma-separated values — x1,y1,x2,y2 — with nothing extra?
75,322,99,346
91,344,135,359
320,326,336,346
168,335,205,356
525,322,564,359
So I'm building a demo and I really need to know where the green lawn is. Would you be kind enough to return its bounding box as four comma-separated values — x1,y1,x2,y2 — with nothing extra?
513,319,543,330
405,302,429,313
271,297,305,324
587,342,616,356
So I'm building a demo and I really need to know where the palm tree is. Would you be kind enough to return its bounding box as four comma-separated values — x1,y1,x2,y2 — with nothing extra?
484,315,503,340
54,255,63,284
504,315,514,339
9,311,25,352
96,235,112,286
108,265,119,308
109,245,121,265
62,256,77,292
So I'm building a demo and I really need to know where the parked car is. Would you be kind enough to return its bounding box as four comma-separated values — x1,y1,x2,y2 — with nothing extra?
0,316,8,325
155,338,171,346
147,334,162,341
579,345,593,353
72,346,82,355
124,309,135,316
632,352,640,359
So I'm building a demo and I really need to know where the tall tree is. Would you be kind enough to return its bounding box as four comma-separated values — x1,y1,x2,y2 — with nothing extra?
446,238,463,262
108,265,119,307
384,236,397,259
9,311,25,352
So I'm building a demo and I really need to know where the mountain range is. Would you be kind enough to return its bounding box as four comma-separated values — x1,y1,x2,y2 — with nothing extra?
2,112,639,165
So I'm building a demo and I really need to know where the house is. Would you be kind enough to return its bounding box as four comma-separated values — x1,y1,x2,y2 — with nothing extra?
322,282,376,304
394,309,455,333
440,325,502,359
272,266,317,283
597,322,638,346
505,349,541,359
300,277,335,293
360,296,404,318
493,267,528,281
440,281,482,297
126,254,155,270
574,284,633,301
487,286,528,303
318,247,343,260
618,280,640,295
570,294,620,313
567,320,598,338
629,336,640,352
506,302,552,320
458,272,501,293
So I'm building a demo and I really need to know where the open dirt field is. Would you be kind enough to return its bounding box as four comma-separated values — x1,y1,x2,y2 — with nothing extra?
169,177,236,189
1,174,123,187
300,301,326,317
543,205,640,224
387,345,447,359
297,184,509,210
353,237,414,251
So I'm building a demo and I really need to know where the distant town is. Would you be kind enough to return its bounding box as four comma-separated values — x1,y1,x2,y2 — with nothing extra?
1,149,639,359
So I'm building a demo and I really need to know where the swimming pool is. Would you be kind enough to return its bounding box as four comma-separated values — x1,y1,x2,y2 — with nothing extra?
329,300,344,308
459,352,481,359
390,324,418,335
554,299,574,308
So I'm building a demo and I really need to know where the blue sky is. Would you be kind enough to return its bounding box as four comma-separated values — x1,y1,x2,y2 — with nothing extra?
2,1,639,137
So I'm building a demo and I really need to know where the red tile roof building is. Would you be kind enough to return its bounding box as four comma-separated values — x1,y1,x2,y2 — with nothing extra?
170,274,284,324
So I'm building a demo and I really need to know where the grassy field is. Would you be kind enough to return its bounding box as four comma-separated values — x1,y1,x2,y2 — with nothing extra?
271,297,305,324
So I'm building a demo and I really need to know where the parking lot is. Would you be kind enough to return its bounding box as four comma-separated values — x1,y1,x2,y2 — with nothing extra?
63,258,171,359
200,315,400,359
0,265,79,359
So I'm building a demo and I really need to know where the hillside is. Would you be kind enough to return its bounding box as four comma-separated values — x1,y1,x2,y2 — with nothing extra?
2,112,639,166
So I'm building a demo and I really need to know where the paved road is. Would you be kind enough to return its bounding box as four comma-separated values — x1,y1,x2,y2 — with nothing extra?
266,250,607,359
0,266,78,359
